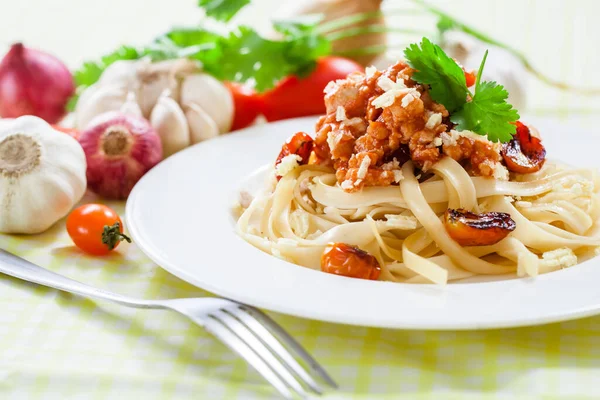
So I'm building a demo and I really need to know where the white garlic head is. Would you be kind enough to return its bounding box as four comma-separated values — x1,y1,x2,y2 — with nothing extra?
0,116,87,234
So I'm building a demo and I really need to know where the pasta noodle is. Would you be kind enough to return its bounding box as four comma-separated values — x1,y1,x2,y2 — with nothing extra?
236,158,600,284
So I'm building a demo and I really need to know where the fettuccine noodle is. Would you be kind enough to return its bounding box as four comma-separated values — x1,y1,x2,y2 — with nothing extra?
236,159,600,284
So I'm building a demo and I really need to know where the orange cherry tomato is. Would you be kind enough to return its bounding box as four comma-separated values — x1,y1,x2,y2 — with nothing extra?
225,82,262,131
444,208,516,246
502,121,546,174
321,243,381,280
66,204,131,255
275,132,314,167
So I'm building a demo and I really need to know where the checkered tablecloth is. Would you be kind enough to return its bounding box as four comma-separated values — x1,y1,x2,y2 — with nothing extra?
2,112,600,400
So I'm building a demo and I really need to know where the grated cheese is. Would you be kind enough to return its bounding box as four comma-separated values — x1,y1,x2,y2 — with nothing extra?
393,170,404,183
492,163,509,181
357,155,371,179
341,117,364,129
340,179,354,190
382,158,401,171
441,130,459,147
365,66,377,79
425,113,443,129
384,215,418,230
323,80,337,94
541,248,578,269
431,137,443,147
401,92,418,108
336,106,347,122
453,129,492,144
326,130,342,151
275,154,301,177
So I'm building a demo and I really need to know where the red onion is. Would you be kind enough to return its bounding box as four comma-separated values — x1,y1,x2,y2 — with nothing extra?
79,112,163,199
0,43,74,124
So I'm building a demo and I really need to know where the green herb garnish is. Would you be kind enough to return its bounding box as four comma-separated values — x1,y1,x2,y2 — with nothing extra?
405,38,519,143
198,0,250,22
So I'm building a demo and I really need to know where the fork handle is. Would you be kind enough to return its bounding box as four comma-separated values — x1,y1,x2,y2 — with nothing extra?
0,249,156,308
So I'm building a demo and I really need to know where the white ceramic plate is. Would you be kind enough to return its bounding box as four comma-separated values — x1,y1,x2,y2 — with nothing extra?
126,116,600,330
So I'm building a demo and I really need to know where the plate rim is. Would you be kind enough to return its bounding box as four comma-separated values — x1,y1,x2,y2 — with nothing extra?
126,116,600,330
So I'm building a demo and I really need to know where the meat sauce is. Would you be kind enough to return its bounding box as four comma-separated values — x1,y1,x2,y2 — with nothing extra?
311,61,509,192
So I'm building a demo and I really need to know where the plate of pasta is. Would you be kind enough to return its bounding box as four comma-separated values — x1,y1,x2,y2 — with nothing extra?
126,39,600,329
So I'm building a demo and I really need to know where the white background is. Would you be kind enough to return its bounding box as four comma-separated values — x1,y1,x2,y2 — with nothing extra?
1,0,599,114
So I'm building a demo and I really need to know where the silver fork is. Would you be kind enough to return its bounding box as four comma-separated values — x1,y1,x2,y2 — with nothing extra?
0,249,337,399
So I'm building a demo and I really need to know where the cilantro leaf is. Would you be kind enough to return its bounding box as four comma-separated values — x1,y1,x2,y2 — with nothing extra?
198,0,250,22
274,16,331,77
450,50,519,142
203,26,292,92
451,81,519,142
404,37,467,113
162,28,223,65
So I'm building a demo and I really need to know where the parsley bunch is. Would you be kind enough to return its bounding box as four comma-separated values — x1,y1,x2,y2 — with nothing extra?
70,1,329,108
405,38,519,143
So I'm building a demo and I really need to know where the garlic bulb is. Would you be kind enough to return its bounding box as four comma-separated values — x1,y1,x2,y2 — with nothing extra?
0,116,86,234
441,31,528,110
75,58,234,158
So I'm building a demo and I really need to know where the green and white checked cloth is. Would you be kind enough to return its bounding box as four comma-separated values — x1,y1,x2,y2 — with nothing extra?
1,166,600,400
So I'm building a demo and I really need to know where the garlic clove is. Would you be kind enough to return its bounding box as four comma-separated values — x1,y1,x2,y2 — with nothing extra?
99,59,145,91
120,92,143,117
75,84,128,130
180,74,234,134
150,94,191,157
136,59,193,118
185,102,219,143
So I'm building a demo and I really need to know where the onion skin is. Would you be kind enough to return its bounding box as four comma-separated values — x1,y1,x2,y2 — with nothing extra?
79,112,163,199
0,43,74,124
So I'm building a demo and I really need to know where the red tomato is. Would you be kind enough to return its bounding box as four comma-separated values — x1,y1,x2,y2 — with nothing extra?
51,124,80,140
464,70,477,88
275,132,314,167
225,82,262,131
66,204,131,255
260,56,364,122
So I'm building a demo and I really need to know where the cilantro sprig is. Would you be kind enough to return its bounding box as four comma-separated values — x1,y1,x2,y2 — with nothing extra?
451,51,520,143
198,0,250,22
405,38,519,143
70,2,330,109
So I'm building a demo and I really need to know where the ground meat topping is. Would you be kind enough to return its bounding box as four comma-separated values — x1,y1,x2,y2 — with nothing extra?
313,61,505,192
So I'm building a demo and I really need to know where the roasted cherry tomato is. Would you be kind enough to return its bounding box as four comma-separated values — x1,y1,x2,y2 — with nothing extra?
225,82,262,131
260,56,363,122
501,121,546,174
321,243,381,280
51,124,80,140
444,208,516,246
66,204,131,255
275,132,314,167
